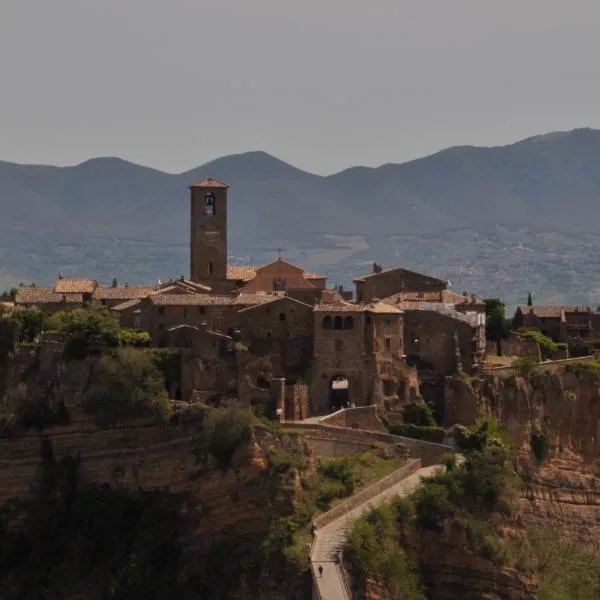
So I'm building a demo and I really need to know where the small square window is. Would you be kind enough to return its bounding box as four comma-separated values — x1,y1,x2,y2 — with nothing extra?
385,337,391,350
158,307,165,316
199,306,206,314
158,323,165,331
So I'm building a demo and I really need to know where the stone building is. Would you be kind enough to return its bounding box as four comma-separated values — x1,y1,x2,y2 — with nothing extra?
311,298,409,414
19,176,485,417
513,304,600,344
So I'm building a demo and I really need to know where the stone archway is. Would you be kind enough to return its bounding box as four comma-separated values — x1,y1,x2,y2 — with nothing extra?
329,375,349,411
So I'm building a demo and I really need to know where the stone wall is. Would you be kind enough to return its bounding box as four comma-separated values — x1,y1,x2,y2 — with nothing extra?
500,335,540,358
312,459,422,529
287,422,453,467
318,406,386,431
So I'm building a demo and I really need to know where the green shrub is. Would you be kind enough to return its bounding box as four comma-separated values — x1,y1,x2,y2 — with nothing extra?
46,307,120,360
389,423,446,443
118,328,151,347
144,347,182,389
531,433,550,462
267,449,308,475
514,355,539,378
345,504,425,599
12,307,44,344
414,482,455,531
565,360,600,376
519,329,557,354
402,401,436,426
82,348,169,426
318,458,357,495
195,407,253,471
262,516,298,558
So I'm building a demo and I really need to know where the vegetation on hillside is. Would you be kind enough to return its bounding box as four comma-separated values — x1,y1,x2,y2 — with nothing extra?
345,419,525,598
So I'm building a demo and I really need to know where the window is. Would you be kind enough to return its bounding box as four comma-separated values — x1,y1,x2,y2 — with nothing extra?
385,319,391,326
158,323,165,331
323,316,333,330
385,337,391,350
158,307,165,316
343,316,354,330
333,316,343,330
208,262,214,274
198,306,206,314
183,308,187,319
334,340,343,351
204,192,215,215
279,312,286,322
366,315,372,325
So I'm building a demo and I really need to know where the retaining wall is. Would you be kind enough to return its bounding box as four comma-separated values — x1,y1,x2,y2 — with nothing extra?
286,421,453,467
313,459,422,529
318,405,385,432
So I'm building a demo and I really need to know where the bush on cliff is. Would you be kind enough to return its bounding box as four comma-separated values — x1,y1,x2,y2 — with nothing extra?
46,307,120,360
83,348,169,426
194,407,253,470
402,401,437,427
345,503,425,599
389,423,446,443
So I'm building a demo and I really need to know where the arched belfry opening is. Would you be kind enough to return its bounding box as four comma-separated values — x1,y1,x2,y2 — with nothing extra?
329,375,349,411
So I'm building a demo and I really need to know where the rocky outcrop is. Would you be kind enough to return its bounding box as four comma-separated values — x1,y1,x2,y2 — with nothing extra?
444,369,600,548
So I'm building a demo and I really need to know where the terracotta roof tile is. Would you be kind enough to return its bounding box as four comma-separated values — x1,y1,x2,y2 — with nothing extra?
364,301,403,314
305,272,325,279
149,294,235,307
94,285,156,301
227,266,258,282
234,293,279,305
15,287,83,305
353,266,446,285
190,177,229,188
111,299,142,311
314,300,363,313
518,305,590,318
54,279,97,294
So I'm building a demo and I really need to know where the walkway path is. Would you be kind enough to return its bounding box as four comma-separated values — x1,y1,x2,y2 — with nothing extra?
311,464,441,600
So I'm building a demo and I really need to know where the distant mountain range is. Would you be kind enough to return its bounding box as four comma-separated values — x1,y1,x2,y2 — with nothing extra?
3,127,600,309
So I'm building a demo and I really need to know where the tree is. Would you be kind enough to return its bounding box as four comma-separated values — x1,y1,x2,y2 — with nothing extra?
527,291,533,306
83,348,169,426
13,307,44,344
484,298,507,342
0,317,20,364
46,306,120,360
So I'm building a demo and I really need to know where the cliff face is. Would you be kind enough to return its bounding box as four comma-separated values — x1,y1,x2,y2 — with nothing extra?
0,407,312,600
445,369,600,549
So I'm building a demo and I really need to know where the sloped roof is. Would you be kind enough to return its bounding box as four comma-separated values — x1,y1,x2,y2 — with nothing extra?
313,300,363,313
353,266,446,285
237,295,312,313
54,279,98,294
15,287,83,305
111,298,142,312
227,266,258,282
93,285,156,300
227,262,324,283
148,294,235,306
364,301,403,314
190,177,228,188
234,293,280,305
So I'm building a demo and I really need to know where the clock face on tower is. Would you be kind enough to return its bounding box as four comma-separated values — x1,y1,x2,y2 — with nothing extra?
204,192,215,216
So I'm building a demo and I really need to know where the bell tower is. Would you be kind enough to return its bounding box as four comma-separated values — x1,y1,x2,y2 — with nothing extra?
190,177,228,285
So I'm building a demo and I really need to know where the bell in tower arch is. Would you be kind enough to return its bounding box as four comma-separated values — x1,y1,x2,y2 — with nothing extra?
204,192,215,215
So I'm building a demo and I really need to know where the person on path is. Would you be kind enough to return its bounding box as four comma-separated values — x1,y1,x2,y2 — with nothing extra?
318,565,323,577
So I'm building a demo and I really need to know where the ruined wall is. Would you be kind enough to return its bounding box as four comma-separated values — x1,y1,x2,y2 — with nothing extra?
500,335,540,358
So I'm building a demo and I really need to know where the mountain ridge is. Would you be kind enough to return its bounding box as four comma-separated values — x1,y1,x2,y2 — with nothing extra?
2,127,600,307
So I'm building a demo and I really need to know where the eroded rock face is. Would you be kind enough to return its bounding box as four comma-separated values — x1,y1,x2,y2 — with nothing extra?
444,370,600,549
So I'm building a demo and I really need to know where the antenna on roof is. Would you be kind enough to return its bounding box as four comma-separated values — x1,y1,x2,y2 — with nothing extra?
277,248,283,260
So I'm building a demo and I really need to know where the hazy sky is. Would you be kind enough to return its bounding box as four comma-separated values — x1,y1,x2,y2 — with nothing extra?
1,1,599,174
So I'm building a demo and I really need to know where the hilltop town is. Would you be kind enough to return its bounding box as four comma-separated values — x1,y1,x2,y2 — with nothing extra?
7,178,490,417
